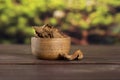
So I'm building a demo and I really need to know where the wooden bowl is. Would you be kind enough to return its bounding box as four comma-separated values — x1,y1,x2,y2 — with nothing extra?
31,37,71,60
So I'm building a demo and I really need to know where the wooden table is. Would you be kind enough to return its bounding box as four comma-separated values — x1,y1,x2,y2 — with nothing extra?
0,45,120,80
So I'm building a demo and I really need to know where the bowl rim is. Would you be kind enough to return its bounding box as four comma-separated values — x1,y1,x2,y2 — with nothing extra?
31,37,71,40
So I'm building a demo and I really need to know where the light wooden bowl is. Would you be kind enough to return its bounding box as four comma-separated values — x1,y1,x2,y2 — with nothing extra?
31,37,71,60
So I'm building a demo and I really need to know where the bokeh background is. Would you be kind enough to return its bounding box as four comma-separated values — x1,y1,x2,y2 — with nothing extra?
0,0,120,45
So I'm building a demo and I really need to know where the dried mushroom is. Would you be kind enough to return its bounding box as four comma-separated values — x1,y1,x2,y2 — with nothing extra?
33,24,84,60
33,24,65,38
59,49,83,60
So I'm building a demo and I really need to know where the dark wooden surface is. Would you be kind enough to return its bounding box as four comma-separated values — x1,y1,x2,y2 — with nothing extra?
0,45,120,80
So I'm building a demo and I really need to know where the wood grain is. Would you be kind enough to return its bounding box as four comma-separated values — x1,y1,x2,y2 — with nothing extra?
0,45,120,80
0,65,119,80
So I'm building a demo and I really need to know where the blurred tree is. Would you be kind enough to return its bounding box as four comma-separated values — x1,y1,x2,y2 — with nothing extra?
0,0,120,44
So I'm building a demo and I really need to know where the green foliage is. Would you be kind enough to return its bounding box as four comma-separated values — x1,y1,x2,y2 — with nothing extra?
0,0,120,44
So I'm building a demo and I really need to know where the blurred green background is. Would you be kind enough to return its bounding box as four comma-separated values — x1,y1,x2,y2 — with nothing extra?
0,0,120,45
